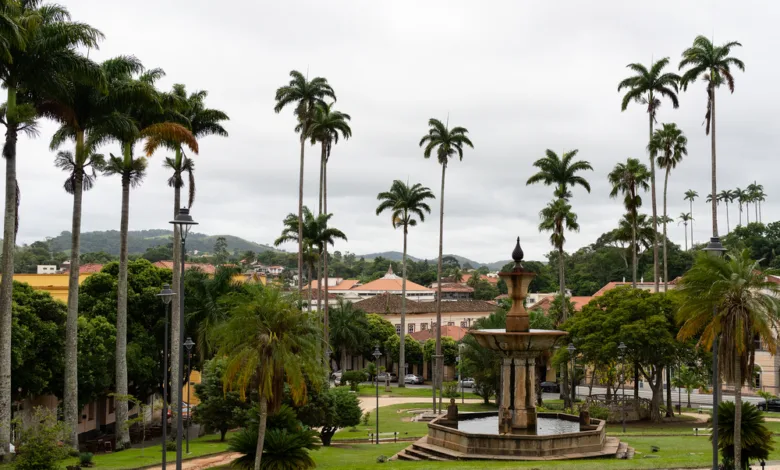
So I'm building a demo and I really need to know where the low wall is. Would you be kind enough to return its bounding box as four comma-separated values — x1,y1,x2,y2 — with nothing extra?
427,412,606,457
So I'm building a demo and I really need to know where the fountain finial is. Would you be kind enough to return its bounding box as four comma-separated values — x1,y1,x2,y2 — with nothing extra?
512,237,524,270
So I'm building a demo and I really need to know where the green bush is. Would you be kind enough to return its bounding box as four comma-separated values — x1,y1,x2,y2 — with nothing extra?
361,411,370,426
443,381,459,398
165,439,177,452
341,370,366,391
587,404,609,420
79,452,94,467
13,407,69,470
715,401,773,470
229,427,320,470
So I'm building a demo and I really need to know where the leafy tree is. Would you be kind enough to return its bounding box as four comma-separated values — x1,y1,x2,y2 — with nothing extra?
472,278,499,301
714,401,772,470
672,364,705,408
385,334,423,368
677,250,780,465
529,309,554,330
679,35,744,238
77,316,116,408
329,299,369,372
608,158,650,287
423,337,458,366
723,221,780,268
618,56,680,294
141,243,172,262
295,386,361,446
363,314,395,360
213,236,229,265
193,358,249,441
274,70,335,297
13,407,69,470
462,309,506,404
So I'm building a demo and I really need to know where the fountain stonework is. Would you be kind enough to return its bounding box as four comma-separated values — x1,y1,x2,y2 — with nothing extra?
394,238,633,461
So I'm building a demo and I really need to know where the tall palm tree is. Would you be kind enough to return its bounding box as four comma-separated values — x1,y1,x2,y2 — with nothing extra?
649,123,687,293
718,189,736,233
679,36,744,238
214,284,322,470
274,71,335,298
753,184,766,223
308,102,350,357
95,67,198,447
678,213,693,250
376,180,433,387
734,187,747,226
329,298,369,373
683,190,698,245
618,57,680,293
608,158,651,287
677,250,780,469
419,117,473,413
0,4,102,454
526,149,593,200
746,182,761,224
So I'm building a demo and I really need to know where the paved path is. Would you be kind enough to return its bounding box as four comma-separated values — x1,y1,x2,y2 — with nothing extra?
145,452,240,470
358,396,485,411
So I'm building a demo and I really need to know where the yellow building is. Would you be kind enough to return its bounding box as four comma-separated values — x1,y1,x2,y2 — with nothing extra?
3,273,93,302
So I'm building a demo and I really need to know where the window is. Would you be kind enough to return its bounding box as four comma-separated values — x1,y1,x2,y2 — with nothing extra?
421,323,428,331
408,323,415,333
460,321,467,328
395,324,401,335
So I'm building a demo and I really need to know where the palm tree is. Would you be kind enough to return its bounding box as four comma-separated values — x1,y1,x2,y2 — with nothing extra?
618,57,680,293
308,102,351,354
649,123,687,293
718,189,736,233
375,180,433,387
526,149,593,200
753,184,766,223
419,117,473,412
214,284,322,470
0,4,102,453
678,213,693,250
608,158,651,287
679,36,744,238
684,190,698,245
274,71,335,298
329,298,369,373
95,67,199,447
677,250,780,469
746,182,761,224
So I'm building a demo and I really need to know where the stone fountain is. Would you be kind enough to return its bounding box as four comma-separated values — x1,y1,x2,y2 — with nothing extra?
394,238,633,461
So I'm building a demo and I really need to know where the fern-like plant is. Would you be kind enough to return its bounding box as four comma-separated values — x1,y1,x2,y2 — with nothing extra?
713,401,773,470
229,427,319,470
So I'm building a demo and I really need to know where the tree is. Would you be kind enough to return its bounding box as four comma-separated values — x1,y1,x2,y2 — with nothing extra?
618,57,680,294
419,117,473,411
672,364,704,408
608,158,650,287
274,71,335,298
678,213,693,250
683,189,698,246
193,358,250,441
295,386,361,446
385,334,424,371
538,199,579,318
679,35,744,238
718,189,736,233
649,123,687,293
76,316,116,409
714,401,773,469
423,336,458,367
213,236,229,265
526,149,593,199
328,299,369,373
364,314,395,360
677,250,780,467
0,3,102,454
462,309,506,404
214,284,322,470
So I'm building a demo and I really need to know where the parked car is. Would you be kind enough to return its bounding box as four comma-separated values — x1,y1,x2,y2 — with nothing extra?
758,398,780,411
540,381,560,393
458,377,476,388
168,403,196,419
375,372,398,383
404,374,424,385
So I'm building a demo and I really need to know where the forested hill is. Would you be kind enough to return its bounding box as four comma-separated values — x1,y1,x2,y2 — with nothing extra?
48,230,275,256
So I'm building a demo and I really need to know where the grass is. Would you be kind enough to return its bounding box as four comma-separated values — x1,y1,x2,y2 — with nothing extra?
356,385,483,400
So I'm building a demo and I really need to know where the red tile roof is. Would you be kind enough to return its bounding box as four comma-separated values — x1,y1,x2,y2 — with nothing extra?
352,293,495,314
307,279,360,291
79,263,104,274
528,295,591,313
436,283,474,293
153,261,217,274
409,325,468,342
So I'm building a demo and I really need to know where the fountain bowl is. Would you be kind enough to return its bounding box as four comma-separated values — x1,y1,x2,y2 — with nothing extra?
470,328,568,354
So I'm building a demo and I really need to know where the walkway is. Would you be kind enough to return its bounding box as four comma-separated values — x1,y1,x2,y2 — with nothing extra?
357,396,485,411
144,452,240,470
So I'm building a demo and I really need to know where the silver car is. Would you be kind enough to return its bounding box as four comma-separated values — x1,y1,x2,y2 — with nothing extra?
459,377,475,388
404,374,423,385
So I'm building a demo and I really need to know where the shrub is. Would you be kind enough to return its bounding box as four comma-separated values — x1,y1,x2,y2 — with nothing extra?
229,427,320,470
361,411,370,426
79,452,94,467
13,407,70,470
715,401,773,470
443,381,459,398
165,440,177,452
341,370,366,391
587,404,609,420
376,455,388,463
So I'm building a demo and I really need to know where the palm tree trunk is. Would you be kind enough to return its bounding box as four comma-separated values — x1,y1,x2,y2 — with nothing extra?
307,261,313,314
725,201,730,233
0,87,18,458
317,146,324,317
64,133,85,448
399,224,407,388
632,211,638,288
297,136,305,297
341,348,347,374
648,111,659,293
115,145,132,448
689,200,694,248
683,224,688,251
755,201,758,225
734,355,742,470
254,396,268,470
710,90,718,238
323,154,330,374
559,246,571,407
666,367,673,417
170,150,183,437
663,169,669,292
316,257,322,314
434,163,446,413
746,204,750,224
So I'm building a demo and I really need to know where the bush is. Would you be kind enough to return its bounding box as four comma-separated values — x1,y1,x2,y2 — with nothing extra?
443,381,459,398
79,452,94,467
361,411,370,426
376,455,388,463
587,404,610,420
715,401,773,470
341,370,366,391
229,427,320,470
13,407,69,470
165,440,177,452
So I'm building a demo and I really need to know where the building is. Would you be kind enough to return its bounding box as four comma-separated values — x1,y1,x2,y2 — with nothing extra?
527,295,593,314
36,265,57,274
307,266,436,302
433,283,474,300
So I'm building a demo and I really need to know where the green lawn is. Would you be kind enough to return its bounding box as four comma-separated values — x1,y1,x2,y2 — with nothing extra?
356,385,483,400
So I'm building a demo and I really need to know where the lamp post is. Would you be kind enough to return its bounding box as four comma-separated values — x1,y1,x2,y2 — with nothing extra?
567,344,577,405
703,236,726,470
157,285,176,469
618,342,627,434
170,207,198,469
183,337,195,454
372,345,382,445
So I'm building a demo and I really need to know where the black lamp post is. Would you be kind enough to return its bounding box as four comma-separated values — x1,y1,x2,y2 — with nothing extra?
183,337,195,454
157,284,176,469
567,344,577,405
618,342,627,433
703,236,726,470
372,345,382,444
170,207,197,469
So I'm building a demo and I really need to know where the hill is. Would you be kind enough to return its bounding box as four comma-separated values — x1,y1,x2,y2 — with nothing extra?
48,230,275,256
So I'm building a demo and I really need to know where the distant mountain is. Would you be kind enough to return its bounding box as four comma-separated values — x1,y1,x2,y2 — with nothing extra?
358,251,422,262
48,230,275,256
357,251,511,271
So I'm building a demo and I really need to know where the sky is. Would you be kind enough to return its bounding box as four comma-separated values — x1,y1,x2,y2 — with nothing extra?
12,0,779,264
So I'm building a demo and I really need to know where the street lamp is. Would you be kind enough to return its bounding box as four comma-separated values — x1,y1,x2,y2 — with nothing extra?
567,344,577,405
372,345,382,445
618,342,627,434
170,207,197,469
157,284,176,469
703,236,726,470
183,337,195,454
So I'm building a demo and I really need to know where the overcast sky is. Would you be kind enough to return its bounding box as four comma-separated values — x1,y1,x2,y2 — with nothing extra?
12,0,778,264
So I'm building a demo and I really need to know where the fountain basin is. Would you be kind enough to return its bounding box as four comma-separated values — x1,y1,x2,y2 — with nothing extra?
470,329,568,354
428,412,606,458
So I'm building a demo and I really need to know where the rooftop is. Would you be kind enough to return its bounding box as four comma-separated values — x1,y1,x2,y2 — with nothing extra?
409,325,468,342
357,265,432,292
153,261,217,274
353,293,496,314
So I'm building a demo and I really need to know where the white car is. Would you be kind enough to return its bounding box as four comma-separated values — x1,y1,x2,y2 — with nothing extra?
459,378,476,388
404,374,424,385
